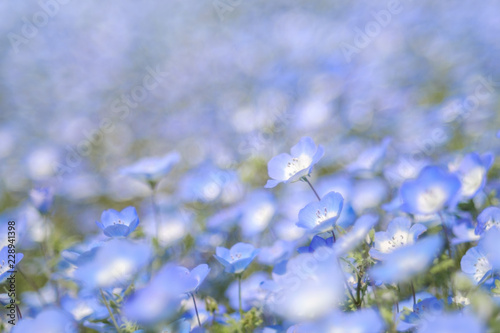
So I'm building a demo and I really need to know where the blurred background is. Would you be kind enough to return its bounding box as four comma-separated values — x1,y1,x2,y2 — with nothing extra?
1,0,500,266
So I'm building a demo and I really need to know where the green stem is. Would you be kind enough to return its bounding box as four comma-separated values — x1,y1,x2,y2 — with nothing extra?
191,293,202,327
18,267,46,306
302,177,321,201
100,289,121,333
238,274,243,317
410,281,416,306
150,183,161,240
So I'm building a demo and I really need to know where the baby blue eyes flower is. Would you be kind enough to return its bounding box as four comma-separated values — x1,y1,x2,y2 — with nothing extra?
369,217,427,261
265,136,324,188
369,235,443,284
0,246,24,283
460,243,492,285
12,308,77,333
214,243,259,274
400,166,461,215
454,152,493,199
95,206,140,237
120,151,180,185
29,187,54,214
171,264,211,293
417,312,485,333
475,206,500,236
296,191,344,233
297,235,333,254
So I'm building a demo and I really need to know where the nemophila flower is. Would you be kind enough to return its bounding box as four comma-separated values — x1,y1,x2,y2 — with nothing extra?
0,246,23,283
73,239,151,290
347,137,391,176
214,243,259,274
263,252,344,321
296,191,344,233
240,190,276,238
369,217,427,261
400,166,461,215
95,206,139,237
297,235,333,254
461,243,493,285
481,228,500,270
417,312,485,333
29,187,54,214
12,308,77,333
123,264,185,325
265,136,324,188
120,151,180,185
369,235,443,284
180,165,243,204
453,153,493,199
171,264,211,294
61,293,108,322
258,240,295,266
397,297,444,332
322,309,385,333
475,206,500,236
335,214,379,256
226,272,267,311
452,217,480,245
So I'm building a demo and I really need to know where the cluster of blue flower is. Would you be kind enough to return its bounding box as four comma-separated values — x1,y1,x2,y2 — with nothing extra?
3,134,500,332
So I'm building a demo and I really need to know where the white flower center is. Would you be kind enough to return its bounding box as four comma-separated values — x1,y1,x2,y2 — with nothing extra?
461,167,485,196
473,256,492,283
285,155,312,178
417,186,447,213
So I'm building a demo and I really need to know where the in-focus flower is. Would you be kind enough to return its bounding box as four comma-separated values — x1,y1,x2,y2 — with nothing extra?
454,153,493,199
265,137,324,188
461,243,492,285
475,206,500,236
12,308,77,333
369,217,427,261
297,235,333,254
400,166,461,215
95,206,140,237
120,151,180,185
214,243,259,274
73,239,151,290
29,187,54,214
296,191,344,233
369,235,443,284
0,246,23,283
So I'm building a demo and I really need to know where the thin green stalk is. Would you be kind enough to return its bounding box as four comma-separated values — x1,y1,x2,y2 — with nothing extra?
302,177,321,201
238,274,243,317
191,293,202,327
100,288,122,333
410,281,416,306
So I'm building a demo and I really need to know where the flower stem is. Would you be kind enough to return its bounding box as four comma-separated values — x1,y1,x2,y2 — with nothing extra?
410,281,416,306
331,229,336,243
150,183,161,240
238,274,243,317
191,293,202,327
100,288,122,333
18,267,46,306
302,177,321,201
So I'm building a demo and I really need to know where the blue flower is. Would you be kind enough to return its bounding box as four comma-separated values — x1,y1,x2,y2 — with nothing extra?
296,191,344,233
323,309,385,332
95,206,140,237
0,246,23,283
171,264,211,294
454,152,493,199
73,239,151,290
369,217,427,261
475,206,500,236
297,235,333,254
265,137,324,188
346,137,391,176
12,308,77,333
400,166,461,215
214,243,259,274
417,312,485,333
460,243,492,285
120,151,180,185
397,297,444,331
240,190,276,238
369,235,443,284
29,187,54,214
258,240,295,265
